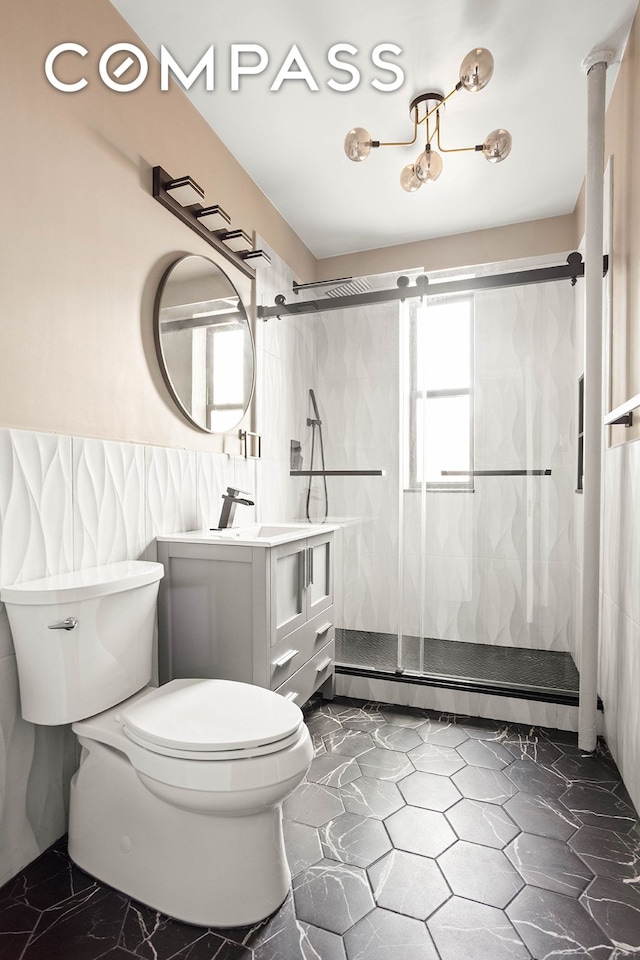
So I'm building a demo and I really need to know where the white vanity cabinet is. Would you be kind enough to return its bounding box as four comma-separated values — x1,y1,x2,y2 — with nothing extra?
156,526,336,706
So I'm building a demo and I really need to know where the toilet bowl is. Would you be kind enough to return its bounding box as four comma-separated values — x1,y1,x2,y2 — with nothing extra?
1,562,313,927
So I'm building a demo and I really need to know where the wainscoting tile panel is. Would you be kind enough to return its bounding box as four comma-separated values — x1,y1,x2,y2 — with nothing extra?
599,594,640,814
144,446,197,548
232,457,257,525
0,655,75,888
72,437,146,568
0,429,73,588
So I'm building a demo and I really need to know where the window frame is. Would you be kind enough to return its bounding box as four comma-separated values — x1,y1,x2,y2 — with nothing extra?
406,293,475,493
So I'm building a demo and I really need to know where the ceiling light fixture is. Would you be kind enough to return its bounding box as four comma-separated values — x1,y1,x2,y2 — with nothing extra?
344,48,512,192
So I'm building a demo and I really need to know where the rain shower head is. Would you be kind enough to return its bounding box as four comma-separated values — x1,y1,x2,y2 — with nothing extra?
324,277,372,298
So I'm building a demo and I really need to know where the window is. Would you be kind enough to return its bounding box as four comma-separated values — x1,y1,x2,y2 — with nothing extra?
407,294,474,490
206,325,246,430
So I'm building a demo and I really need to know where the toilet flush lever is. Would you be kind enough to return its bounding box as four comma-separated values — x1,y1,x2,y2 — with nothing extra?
48,617,78,631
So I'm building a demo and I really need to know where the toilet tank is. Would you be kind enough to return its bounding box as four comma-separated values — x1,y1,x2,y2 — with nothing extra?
1,561,164,725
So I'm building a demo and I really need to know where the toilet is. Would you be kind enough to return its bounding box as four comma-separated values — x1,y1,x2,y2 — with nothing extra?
0,560,313,927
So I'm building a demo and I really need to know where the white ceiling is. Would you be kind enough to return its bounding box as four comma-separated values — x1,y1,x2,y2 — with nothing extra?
110,0,638,259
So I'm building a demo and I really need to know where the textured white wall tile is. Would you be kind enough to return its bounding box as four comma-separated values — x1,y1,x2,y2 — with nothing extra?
256,458,294,523
0,429,73,587
72,437,146,567
0,655,75,886
232,456,257,524
599,594,640,812
340,549,399,635
600,439,640,814
144,445,197,545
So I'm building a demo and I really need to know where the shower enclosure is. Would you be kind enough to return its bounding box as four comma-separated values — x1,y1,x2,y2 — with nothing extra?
262,257,582,702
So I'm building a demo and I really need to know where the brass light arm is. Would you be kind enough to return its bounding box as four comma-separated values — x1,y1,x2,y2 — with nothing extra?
416,82,463,125
376,109,420,149
435,116,481,154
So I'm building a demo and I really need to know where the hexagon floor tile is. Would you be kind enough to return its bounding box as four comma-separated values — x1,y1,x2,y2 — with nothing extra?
367,849,450,920
340,776,405,820
384,805,457,858
319,811,392,867
398,771,462,811
2,694,639,960
445,798,520,849
437,839,525,908
428,896,531,960
343,907,439,960
505,832,593,898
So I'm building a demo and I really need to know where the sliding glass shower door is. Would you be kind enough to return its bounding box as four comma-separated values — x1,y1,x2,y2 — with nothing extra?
312,294,403,672
398,278,578,692
307,267,578,694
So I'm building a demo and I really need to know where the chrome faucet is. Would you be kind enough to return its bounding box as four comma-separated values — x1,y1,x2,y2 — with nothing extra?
214,487,255,530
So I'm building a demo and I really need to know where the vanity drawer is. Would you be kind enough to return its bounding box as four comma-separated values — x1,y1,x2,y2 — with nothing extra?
269,607,334,688
274,640,334,707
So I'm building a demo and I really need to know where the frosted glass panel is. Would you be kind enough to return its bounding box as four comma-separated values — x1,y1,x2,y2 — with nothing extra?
276,552,301,630
310,542,330,606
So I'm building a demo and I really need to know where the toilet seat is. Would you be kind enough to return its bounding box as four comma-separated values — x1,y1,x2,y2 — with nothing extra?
121,678,304,760
74,683,313,794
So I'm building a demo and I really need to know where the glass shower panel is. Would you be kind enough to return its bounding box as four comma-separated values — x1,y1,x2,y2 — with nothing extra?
297,266,577,693
401,279,577,688
312,296,403,672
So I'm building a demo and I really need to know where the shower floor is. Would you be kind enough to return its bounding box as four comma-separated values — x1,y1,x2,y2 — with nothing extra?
335,628,580,701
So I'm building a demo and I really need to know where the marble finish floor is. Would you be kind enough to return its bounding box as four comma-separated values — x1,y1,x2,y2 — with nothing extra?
1,696,640,960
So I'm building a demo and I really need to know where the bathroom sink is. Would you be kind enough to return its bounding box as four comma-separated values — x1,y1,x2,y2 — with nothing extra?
157,522,338,547
211,524,306,539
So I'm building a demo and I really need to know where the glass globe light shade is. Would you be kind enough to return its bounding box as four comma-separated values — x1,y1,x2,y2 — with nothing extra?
344,127,372,162
459,48,494,92
400,164,422,192
415,148,443,183
482,128,512,163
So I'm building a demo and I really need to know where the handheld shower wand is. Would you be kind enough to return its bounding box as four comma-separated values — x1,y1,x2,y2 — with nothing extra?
306,389,328,522
308,388,322,426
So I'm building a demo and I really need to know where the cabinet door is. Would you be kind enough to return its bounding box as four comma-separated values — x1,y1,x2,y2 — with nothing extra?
306,532,333,618
271,540,307,643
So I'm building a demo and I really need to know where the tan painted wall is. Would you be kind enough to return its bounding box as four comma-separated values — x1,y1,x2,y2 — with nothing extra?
0,0,315,452
317,214,579,280
605,7,640,444
3,0,637,453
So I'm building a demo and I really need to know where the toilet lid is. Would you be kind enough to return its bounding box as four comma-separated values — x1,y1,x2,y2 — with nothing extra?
121,678,304,755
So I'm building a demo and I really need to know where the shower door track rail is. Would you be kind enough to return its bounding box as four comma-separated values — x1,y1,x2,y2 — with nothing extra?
335,663,604,710
259,252,607,320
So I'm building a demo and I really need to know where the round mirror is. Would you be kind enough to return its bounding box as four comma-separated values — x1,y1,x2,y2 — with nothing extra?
155,255,255,433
